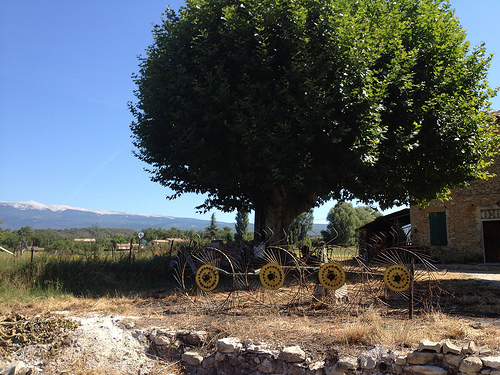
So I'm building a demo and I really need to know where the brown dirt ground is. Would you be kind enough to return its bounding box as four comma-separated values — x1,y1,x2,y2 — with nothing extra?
1,264,500,374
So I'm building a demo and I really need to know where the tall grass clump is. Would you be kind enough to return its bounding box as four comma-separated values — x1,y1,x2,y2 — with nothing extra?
0,252,66,303
0,249,180,303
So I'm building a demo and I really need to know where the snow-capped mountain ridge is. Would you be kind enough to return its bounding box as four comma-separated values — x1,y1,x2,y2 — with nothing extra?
6,200,167,218
0,200,221,230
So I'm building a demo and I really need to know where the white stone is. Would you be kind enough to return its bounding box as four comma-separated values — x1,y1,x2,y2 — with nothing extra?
480,346,493,356
359,353,377,369
0,361,29,375
442,340,462,355
444,354,462,368
185,330,207,346
460,356,483,374
418,339,443,353
216,337,242,354
359,345,388,369
325,364,347,375
245,340,271,352
482,357,500,369
407,351,437,365
153,335,174,346
463,341,478,355
182,351,203,366
309,361,325,371
175,329,207,346
151,329,177,346
405,365,447,375
395,355,407,366
281,345,306,363
336,356,358,370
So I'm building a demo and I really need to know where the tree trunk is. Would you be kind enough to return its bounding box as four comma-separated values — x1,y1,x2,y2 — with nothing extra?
253,188,317,245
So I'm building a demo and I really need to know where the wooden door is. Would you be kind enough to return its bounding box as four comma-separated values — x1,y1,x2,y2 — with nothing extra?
483,221,500,263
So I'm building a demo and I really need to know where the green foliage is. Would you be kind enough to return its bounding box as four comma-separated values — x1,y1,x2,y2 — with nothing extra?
222,226,235,242
288,209,314,245
322,203,381,246
235,209,250,241
0,250,180,301
130,0,498,239
199,214,236,242
18,226,35,243
206,213,218,240
0,225,237,255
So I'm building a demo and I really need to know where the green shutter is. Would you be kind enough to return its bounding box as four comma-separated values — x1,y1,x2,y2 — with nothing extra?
429,212,448,246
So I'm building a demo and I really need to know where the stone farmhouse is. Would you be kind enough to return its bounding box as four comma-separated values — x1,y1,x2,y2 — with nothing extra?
410,111,500,263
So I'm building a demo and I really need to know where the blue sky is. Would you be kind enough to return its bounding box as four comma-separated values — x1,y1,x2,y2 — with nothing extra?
1,0,499,226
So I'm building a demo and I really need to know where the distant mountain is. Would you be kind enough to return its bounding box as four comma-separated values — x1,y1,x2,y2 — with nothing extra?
0,201,327,234
0,201,225,231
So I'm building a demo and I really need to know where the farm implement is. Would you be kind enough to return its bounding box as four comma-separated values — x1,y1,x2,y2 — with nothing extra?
174,238,440,316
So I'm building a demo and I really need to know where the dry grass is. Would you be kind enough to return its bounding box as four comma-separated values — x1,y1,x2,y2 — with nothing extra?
1,266,500,374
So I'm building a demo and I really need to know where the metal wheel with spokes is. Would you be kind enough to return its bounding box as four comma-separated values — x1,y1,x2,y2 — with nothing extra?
237,245,302,311
299,245,368,311
176,247,237,312
364,247,439,311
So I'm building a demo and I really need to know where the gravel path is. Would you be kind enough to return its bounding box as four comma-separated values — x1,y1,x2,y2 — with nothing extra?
438,263,500,286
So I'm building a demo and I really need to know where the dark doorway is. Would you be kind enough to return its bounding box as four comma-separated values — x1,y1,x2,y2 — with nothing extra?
483,221,500,263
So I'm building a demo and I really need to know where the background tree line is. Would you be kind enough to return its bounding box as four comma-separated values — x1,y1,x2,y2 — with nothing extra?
0,203,381,252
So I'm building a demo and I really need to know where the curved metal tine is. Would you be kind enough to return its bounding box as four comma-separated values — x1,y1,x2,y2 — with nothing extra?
174,244,198,291
371,247,439,309
241,245,301,312
298,243,352,312
176,246,237,312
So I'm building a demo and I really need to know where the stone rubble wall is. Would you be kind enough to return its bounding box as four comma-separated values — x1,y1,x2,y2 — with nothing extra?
2,328,499,375
148,329,500,375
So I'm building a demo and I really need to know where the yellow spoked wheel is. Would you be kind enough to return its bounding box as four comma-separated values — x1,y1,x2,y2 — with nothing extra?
196,264,219,291
383,264,410,292
297,245,367,313
259,262,285,290
318,263,346,290
176,247,237,312
365,247,438,311
237,245,302,311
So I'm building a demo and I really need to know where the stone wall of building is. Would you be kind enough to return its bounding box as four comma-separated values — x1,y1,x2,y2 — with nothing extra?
410,114,500,263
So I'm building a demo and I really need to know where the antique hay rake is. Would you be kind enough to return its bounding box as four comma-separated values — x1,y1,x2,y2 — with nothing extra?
174,232,439,316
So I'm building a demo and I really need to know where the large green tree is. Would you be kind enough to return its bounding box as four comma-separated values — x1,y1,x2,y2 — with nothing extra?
130,0,498,242
288,209,314,245
322,203,381,246
235,209,250,241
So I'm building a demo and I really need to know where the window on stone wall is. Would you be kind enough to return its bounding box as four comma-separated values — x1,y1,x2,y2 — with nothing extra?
429,212,448,246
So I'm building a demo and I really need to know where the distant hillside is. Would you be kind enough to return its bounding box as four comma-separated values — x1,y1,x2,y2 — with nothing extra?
0,201,227,231
0,201,327,234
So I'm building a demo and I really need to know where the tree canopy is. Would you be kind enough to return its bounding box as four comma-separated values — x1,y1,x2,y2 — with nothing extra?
130,0,498,241
322,203,381,246
235,209,250,241
288,209,314,245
